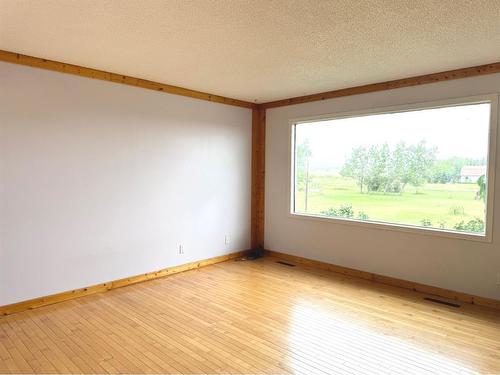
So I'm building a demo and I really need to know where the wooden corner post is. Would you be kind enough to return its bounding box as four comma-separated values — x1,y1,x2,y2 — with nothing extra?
251,107,266,250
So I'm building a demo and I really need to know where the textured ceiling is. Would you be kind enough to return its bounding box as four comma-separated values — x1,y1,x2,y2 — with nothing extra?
1,0,500,103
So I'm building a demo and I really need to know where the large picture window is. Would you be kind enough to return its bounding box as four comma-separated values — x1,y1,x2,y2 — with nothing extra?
291,96,497,239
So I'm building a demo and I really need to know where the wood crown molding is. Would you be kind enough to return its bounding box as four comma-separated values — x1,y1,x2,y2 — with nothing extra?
0,50,257,109
265,250,500,311
260,61,500,109
0,249,250,316
2,50,498,110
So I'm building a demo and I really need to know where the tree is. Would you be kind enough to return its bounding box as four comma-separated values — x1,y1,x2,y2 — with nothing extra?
429,159,457,183
341,146,369,192
296,139,312,211
477,175,486,201
405,141,436,192
365,144,391,193
341,140,436,194
386,141,408,193
429,157,487,184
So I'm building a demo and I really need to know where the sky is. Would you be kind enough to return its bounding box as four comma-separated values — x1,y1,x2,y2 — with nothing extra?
295,102,492,172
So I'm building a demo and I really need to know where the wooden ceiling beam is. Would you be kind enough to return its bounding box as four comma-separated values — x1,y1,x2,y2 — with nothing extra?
0,49,257,109
3,50,499,111
260,61,500,109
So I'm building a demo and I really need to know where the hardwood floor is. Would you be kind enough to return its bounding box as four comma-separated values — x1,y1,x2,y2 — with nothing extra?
1,256,499,374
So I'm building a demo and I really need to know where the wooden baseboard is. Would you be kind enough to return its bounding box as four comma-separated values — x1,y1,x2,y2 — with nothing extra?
0,250,250,316
265,250,500,311
5,249,497,316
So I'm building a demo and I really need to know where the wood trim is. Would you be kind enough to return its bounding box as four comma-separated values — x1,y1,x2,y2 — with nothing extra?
3,49,498,111
0,49,257,109
261,62,500,109
0,249,250,316
265,250,500,311
251,108,266,249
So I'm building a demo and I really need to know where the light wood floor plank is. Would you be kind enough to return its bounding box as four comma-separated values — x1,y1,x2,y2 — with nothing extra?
1,257,500,374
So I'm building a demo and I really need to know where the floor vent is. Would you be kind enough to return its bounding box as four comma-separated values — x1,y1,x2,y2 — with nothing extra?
424,297,460,308
276,261,296,267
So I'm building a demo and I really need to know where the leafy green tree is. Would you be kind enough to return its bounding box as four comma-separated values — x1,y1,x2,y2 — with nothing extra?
429,157,487,183
342,140,436,194
477,175,486,202
365,144,391,192
429,159,457,183
341,146,369,192
384,141,408,193
405,141,436,192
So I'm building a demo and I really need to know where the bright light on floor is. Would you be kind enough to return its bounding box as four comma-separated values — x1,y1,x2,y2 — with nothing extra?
287,300,477,375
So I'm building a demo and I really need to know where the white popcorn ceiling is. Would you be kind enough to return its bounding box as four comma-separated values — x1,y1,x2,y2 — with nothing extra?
1,0,499,103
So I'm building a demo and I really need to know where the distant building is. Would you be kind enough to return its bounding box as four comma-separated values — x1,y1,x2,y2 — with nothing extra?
460,166,486,183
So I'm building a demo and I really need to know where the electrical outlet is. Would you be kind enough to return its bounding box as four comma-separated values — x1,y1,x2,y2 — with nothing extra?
225,235,230,245
178,244,184,255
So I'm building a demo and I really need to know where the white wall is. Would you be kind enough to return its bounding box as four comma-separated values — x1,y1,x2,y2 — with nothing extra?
266,74,500,300
0,62,251,305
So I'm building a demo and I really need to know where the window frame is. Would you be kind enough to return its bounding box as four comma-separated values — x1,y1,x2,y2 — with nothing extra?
288,94,498,242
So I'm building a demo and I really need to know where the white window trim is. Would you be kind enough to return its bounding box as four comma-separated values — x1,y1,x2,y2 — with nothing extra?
288,94,498,242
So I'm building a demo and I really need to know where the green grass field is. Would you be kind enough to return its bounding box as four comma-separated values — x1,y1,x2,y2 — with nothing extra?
295,174,485,232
